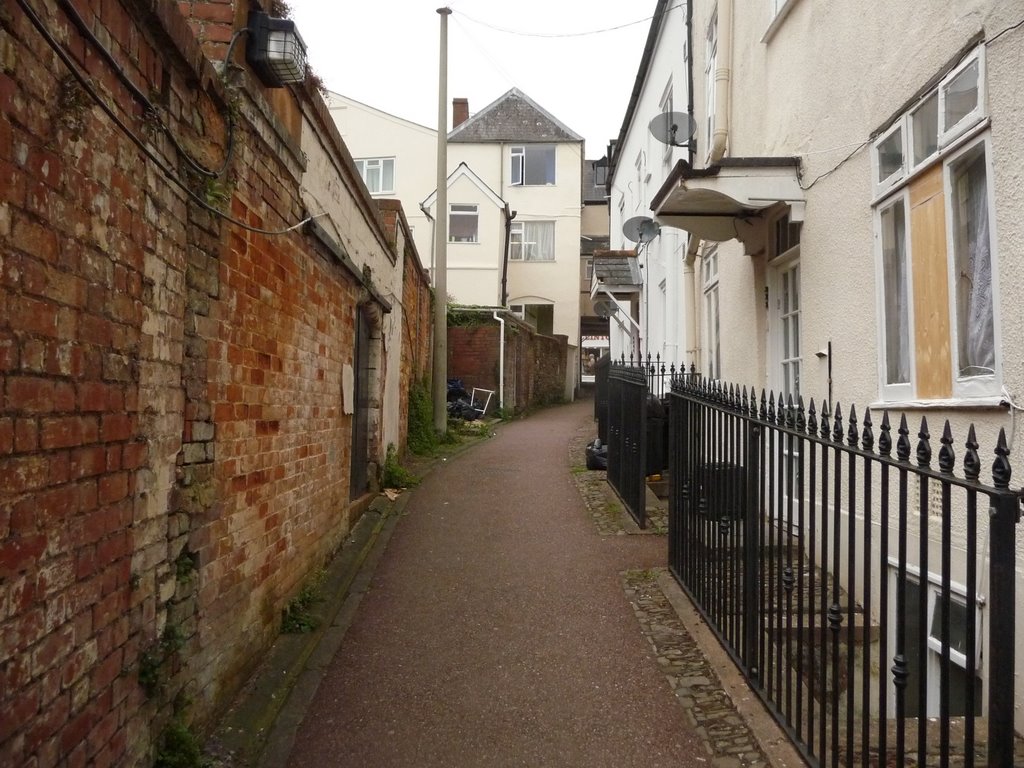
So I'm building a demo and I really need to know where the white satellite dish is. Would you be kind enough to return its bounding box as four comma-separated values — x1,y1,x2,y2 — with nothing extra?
622,215,661,244
593,298,618,318
649,111,697,148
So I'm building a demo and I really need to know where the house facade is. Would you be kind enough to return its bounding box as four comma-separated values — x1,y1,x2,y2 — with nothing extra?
611,0,1024,750
333,88,584,401
605,0,692,365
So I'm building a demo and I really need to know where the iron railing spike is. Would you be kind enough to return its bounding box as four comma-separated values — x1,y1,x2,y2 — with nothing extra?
847,404,859,447
807,399,818,434
832,402,844,442
993,428,1012,488
879,412,892,456
897,414,911,462
964,424,981,481
916,416,932,468
938,421,955,474
862,408,875,451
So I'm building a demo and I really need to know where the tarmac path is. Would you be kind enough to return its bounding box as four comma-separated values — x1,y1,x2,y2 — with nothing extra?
286,399,704,767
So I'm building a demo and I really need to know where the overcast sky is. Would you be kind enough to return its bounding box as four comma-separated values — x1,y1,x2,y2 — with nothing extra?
283,0,656,158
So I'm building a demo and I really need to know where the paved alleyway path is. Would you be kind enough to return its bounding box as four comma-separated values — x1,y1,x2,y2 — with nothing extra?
286,399,704,767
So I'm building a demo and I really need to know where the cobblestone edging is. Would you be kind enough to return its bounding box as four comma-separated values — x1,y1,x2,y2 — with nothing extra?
569,425,668,534
623,569,771,768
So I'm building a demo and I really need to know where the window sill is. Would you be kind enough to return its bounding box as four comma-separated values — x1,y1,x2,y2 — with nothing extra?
761,0,800,43
869,396,1008,412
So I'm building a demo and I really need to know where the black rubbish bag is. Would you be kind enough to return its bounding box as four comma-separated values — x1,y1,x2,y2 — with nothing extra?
585,438,608,471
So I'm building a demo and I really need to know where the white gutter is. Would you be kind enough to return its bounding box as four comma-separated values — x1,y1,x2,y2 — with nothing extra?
710,0,732,163
492,310,506,412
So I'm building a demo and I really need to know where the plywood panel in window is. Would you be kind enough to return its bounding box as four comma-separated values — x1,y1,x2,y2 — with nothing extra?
909,165,951,399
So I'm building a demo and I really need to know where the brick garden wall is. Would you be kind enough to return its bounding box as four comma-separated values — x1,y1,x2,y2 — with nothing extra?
378,200,432,452
448,315,567,415
0,1,407,765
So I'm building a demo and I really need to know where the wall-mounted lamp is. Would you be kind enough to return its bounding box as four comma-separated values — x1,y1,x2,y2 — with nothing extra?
245,11,307,88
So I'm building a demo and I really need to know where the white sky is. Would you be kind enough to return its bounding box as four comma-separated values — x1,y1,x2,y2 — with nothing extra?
283,0,657,158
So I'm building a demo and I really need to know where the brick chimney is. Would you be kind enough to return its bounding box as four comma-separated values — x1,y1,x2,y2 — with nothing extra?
453,98,469,128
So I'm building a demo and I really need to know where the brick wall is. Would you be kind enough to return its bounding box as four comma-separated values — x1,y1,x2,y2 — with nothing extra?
0,1,406,765
449,315,567,415
378,201,432,452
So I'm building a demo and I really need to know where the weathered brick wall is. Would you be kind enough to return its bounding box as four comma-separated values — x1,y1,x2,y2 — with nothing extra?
448,325,500,393
0,1,402,765
449,316,567,414
379,201,432,452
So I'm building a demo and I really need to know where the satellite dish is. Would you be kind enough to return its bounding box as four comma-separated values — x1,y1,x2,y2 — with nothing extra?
648,112,697,147
593,299,618,319
622,215,662,244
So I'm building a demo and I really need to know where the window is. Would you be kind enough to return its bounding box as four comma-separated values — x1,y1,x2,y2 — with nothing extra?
898,574,982,718
659,80,674,165
509,221,555,261
872,47,987,195
354,157,395,195
634,152,644,210
449,204,478,243
948,142,995,382
510,145,555,186
593,161,608,188
702,245,720,380
705,10,717,160
584,258,594,281
872,47,997,402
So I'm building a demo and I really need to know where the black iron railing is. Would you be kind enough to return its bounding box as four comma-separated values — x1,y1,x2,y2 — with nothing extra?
606,355,692,529
607,362,647,528
668,375,1022,768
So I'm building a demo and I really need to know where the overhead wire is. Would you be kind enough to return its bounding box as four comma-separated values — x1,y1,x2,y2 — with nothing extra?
14,0,323,236
456,3,685,39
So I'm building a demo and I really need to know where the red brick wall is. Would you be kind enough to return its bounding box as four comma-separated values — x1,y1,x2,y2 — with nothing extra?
449,316,567,414
0,1,396,765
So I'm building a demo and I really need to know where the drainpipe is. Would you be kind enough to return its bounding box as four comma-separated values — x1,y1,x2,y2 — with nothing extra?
684,236,700,369
501,205,516,307
492,310,506,412
686,0,695,167
710,0,732,163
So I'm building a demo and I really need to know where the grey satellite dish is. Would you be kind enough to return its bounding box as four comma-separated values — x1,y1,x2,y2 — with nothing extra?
593,299,618,318
649,112,697,147
622,215,661,244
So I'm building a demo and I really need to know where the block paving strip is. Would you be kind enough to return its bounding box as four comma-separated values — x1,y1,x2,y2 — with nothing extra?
569,424,668,534
571,421,773,766
623,568,771,768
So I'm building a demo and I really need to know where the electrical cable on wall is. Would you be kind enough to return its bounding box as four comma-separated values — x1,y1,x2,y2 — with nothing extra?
15,0,322,236
57,0,238,180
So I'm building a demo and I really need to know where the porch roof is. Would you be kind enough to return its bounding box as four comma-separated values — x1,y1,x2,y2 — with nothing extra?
651,157,805,243
590,252,641,297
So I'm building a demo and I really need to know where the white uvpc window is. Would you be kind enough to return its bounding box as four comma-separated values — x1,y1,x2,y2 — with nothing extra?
510,145,556,186
449,204,478,243
702,245,720,380
876,193,913,400
871,46,998,403
946,139,996,395
509,221,555,261
355,157,395,195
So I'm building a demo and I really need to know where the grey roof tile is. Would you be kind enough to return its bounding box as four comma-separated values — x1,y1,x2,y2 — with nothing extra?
448,88,583,143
